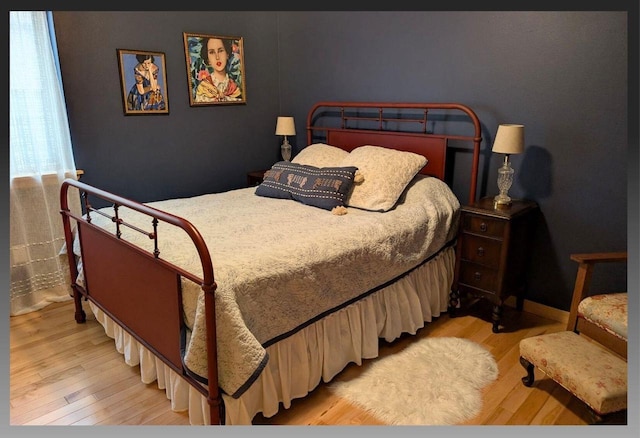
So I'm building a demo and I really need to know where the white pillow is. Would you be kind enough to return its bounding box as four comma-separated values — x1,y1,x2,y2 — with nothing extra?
291,143,349,168
339,145,427,212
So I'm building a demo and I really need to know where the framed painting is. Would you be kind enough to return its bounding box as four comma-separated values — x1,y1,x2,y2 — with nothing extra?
117,49,169,115
183,33,246,106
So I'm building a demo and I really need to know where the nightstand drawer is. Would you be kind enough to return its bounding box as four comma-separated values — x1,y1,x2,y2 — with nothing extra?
459,261,498,292
462,215,505,238
461,234,502,267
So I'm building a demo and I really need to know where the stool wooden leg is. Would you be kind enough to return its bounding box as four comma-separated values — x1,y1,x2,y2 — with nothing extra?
519,356,535,386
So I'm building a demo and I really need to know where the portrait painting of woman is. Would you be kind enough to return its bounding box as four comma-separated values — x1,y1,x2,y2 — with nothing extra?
183,33,246,106
117,49,169,115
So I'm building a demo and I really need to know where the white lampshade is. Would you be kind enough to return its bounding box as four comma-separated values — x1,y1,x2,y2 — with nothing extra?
275,116,296,136
492,124,524,155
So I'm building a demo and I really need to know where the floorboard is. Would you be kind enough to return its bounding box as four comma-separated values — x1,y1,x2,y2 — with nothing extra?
10,298,607,426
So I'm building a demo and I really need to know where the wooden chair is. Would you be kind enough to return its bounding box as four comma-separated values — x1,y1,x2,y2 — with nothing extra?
518,251,628,424
565,252,627,358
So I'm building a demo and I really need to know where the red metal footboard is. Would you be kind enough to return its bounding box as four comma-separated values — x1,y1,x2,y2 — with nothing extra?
59,179,223,424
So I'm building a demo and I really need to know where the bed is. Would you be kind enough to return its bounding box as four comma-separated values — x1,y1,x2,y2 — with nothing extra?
59,101,482,425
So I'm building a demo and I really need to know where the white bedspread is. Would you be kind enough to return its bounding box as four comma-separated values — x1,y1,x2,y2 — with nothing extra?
77,175,460,399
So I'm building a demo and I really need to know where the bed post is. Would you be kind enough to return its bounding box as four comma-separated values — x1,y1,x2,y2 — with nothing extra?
204,280,223,424
60,180,87,324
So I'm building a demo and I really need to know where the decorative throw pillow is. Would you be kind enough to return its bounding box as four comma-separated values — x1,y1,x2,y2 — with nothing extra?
291,143,350,168
255,161,358,211
339,145,427,212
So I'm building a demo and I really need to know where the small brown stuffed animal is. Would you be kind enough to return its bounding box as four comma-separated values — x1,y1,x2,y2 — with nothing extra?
331,206,348,215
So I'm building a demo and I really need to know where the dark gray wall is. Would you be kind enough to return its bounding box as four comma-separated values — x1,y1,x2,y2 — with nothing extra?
53,11,282,200
53,11,632,312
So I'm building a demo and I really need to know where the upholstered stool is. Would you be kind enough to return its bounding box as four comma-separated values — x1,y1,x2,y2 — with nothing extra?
519,331,627,423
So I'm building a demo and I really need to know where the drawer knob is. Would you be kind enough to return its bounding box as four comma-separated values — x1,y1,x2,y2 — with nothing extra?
477,247,485,256
480,222,488,232
474,271,482,280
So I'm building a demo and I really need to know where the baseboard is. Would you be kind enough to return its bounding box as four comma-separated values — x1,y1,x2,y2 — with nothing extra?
504,296,569,324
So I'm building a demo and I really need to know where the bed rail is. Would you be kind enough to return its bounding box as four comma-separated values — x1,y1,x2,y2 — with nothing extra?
59,179,224,425
306,102,482,203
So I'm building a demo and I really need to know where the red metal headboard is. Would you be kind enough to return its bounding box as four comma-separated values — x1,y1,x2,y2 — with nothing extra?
306,102,482,203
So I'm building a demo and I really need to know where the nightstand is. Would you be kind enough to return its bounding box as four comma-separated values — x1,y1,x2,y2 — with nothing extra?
450,197,539,333
247,169,268,187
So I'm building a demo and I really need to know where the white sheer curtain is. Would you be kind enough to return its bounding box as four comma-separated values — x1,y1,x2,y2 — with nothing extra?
10,11,81,315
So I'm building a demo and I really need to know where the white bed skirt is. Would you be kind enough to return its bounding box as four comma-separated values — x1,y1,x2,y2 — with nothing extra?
88,246,454,425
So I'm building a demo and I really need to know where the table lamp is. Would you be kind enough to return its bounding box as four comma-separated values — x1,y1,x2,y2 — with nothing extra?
492,124,524,207
275,116,295,161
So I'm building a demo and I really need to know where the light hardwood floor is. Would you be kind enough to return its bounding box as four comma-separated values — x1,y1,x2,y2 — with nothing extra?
10,297,597,426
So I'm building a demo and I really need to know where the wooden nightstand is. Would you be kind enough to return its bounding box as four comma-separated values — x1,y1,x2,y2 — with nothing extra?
247,169,268,187
450,197,539,333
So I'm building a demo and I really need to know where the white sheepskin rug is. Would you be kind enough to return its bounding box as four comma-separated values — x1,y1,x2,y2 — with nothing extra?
329,337,499,425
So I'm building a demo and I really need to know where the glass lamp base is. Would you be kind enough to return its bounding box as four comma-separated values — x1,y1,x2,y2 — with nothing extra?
495,156,514,208
494,193,512,207
281,141,292,161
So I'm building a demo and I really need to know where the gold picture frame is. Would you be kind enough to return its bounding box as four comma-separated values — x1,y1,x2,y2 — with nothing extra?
183,33,246,106
117,49,169,115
